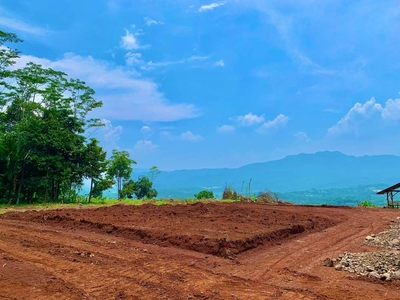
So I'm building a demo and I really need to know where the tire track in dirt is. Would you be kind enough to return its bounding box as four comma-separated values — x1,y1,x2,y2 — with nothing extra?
1,204,399,299
0,221,182,299
0,218,277,299
215,207,400,300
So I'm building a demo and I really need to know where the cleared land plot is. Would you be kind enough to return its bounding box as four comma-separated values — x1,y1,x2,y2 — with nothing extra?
0,202,399,299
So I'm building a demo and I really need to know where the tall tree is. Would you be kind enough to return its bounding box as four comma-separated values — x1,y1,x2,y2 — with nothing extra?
148,166,161,182
84,138,108,203
107,150,136,200
0,30,21,199
0,29,104,204
0,30,21,107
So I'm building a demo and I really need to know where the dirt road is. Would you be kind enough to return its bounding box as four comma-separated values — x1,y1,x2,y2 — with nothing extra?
0,202,399,299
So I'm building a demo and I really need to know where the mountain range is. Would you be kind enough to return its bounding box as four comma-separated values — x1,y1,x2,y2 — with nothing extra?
142,151,400,205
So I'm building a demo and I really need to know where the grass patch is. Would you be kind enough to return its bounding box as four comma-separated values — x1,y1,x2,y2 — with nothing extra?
221,199,240,203
0,197,234,214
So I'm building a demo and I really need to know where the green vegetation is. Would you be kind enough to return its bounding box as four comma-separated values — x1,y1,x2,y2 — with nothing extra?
0,30,158,205
257,191,279,202
222,186,238,200
0,197,235,215
85,138,109,202
221,185,284,204
0,29,389,208
107,150,136,200
148,166,161,182
194,190,214,199
130,176,158,199
359,200,377,207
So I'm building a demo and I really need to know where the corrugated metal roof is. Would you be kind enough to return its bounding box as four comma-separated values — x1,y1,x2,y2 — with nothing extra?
376,182,400,194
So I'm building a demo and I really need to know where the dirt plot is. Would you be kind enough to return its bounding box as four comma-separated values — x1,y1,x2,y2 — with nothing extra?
0,202,400,299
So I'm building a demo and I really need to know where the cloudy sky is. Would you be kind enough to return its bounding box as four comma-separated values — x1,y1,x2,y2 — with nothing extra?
2,0,400,170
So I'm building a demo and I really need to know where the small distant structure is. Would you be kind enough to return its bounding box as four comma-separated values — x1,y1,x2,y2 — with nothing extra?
376,182,400,209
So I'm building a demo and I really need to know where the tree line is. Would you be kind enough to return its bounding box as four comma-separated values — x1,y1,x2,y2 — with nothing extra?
0,30,157,204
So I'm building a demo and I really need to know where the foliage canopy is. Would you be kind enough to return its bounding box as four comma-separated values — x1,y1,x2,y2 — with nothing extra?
0,29,157,204
194,190,214,200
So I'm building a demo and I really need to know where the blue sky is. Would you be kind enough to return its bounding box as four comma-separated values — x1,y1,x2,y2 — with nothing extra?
2,0,400,170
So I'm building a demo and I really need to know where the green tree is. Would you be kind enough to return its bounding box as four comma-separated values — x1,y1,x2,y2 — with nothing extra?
148,166,161,182
133,176,158,199
107,150,136,200
84,138,108,202
121,179,136,199
0,30,104,204
92,176,114,198
194,190,214,200
0,30,21,108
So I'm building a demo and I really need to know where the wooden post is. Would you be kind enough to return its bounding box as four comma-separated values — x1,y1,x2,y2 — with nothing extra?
387,192,389,208
390,191,394,208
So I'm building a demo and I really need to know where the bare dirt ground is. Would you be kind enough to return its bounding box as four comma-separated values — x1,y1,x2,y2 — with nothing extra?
0,202,399,299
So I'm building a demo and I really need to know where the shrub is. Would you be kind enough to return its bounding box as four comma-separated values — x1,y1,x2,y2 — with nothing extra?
235,190,282,204
359,200,376,207
194,190,214,200
222,186,238,200
257,190,279,203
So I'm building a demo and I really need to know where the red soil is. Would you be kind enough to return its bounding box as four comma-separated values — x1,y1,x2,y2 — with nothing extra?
0,202,399,299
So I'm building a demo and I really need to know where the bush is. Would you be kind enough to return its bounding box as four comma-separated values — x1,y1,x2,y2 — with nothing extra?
222,186,238,200
257,190,279,203
194,190,214,200
359,200,376,207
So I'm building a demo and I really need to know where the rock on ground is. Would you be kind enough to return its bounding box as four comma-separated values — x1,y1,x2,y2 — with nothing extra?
329,216,400,281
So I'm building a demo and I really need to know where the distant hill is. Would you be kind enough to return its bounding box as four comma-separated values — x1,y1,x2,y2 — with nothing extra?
149,151,400,204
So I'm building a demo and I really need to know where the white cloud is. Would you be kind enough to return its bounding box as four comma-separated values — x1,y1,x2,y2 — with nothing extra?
160,131,171,138
133,140,159,152
294,131,311,142
100,93,199,122
0,6,49,36
382,98,400,121
133,140,159,153
102,119,122,142
13,53,139,87
180,131,203,142
120,29,142,50
215,60,225,67
143,55,209,70
140,126,151,133
14,53,200,122
87,119,122,151
217,124,235,133
144,17,163,26
235,113,265,126
327,98,383,136
257,114,289,133
328,97,400,136
199,1,227,12
125,52,143,66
